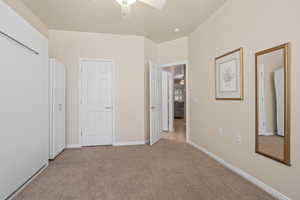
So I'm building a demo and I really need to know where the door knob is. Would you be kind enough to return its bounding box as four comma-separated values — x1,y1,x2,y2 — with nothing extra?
105,106,112,110
150,106,155,110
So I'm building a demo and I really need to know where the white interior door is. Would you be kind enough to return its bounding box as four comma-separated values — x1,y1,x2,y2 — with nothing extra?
162,71,169,131
168,71,174,132
81,60,113,146
149,61,162,145
56,62,66,153
50,59,66,159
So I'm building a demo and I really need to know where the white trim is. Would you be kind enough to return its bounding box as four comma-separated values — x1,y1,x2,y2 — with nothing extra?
160,61,188,68
6,162,48,200
188,140,291,200
66,144,82,149
113,141,147,146
159,60,190,143
79,58,117,147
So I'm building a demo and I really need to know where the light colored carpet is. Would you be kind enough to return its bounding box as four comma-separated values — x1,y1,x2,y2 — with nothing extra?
14,140,275,200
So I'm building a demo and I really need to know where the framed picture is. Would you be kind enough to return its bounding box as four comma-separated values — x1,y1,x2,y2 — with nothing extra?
215,48,244,100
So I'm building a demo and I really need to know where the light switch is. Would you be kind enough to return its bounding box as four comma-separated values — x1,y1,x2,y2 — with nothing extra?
236,134,242,144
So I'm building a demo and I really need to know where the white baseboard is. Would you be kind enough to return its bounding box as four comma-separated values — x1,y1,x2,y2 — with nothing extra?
113,141,146,146
66,144,82,149
6,162,48,200
66,141,148,148
188,140,290,200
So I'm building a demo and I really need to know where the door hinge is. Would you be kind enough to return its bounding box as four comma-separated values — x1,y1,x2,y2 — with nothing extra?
81,131,83,136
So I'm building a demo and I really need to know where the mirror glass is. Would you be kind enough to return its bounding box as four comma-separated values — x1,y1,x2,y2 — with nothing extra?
256,44,290,165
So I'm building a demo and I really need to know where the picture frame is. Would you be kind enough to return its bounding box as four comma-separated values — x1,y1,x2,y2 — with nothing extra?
215,48,244,100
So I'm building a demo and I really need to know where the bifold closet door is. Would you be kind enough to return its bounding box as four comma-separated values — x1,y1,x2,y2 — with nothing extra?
53,61,66,156
50,59,66,159
0,1,49,199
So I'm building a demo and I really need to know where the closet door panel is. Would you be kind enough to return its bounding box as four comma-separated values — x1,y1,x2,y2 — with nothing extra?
0,2,49,199
50,59,66,159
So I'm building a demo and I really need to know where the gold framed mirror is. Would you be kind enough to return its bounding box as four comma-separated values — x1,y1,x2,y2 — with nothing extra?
255,43,291,165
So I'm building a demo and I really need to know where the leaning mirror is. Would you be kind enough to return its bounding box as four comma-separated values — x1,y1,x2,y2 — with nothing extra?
255,43,290,165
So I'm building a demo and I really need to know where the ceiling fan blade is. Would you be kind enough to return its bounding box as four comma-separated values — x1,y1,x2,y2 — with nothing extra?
138,0,166,10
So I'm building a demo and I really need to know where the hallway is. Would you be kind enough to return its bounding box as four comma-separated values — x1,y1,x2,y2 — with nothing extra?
162,119,186,143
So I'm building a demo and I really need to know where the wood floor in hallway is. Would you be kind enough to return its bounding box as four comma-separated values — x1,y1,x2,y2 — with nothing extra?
14,138,275,200
162,119,186,143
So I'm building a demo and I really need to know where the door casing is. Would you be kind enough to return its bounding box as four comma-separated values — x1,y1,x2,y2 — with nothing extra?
160,61,189,143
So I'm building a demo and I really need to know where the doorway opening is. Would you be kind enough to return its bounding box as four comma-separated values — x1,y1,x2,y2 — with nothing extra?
149,61,188,145
161,64,187,143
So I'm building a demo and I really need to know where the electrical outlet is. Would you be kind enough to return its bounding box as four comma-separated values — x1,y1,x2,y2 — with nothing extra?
236,134,242,144
218,128,224,136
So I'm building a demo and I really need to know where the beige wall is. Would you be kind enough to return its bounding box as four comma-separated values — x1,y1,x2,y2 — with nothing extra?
49,30,146,145
144,38,158,141
158,37,188,65
3,0,48,37
188,0,300,199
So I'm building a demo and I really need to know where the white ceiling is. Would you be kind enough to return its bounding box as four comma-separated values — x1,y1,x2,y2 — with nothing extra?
21,0,226,43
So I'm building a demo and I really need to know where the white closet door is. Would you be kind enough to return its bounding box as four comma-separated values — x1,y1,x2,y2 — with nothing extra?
53,61,66,156
0,1,49,199
162,71,169,131
149,61,162,145
49,59,66,159
81,60,113,146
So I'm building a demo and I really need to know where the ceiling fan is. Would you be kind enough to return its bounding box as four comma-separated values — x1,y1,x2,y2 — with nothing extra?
115,0,166,17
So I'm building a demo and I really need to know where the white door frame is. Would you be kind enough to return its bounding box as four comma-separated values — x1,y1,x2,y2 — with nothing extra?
160,61,189,143
79,58,117,146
